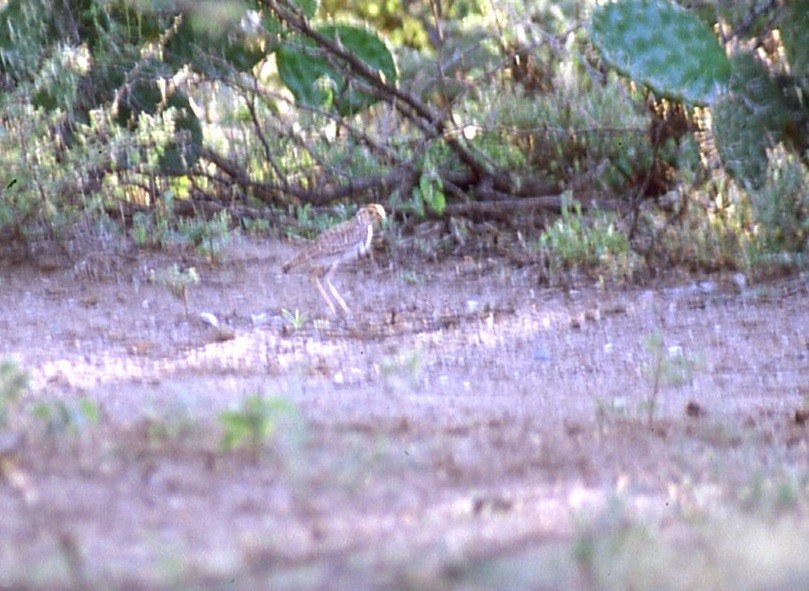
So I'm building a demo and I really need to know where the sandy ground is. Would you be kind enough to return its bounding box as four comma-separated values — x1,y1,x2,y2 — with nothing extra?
1,233,808,589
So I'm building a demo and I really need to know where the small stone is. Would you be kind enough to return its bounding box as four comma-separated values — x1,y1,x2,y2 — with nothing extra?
685,400,704,417
199,312,220,328
533,345,551,362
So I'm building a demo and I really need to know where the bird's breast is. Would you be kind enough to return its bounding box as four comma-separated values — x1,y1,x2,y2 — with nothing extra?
360,224,373,253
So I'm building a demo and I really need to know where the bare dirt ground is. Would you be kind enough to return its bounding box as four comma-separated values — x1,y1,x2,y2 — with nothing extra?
1,233,808,590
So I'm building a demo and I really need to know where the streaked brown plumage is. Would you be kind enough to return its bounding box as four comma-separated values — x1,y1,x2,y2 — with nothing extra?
282,204,386,315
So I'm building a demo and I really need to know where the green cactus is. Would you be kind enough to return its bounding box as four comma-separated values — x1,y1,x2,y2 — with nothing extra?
712,52,802,190
590,1,809,193
775,0,809,159
589,0,731,106
276,23,397,116
778,0,809,90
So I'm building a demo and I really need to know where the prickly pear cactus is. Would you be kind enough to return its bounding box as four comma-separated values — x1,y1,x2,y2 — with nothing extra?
590,0,731,106
277,24,396,116
777,0,809,90
712,52,800,189
714,49,809,193
775,0,809,158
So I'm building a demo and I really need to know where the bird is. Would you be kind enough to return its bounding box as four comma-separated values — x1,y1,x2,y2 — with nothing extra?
282,204,386,316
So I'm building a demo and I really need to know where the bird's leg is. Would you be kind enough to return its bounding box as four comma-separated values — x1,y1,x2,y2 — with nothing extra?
325,264,351,316
312,270,337,316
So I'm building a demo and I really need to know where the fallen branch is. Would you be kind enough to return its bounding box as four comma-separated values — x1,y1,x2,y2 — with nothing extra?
443,193,625,218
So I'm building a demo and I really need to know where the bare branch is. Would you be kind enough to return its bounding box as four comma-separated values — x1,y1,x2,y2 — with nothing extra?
200,146,418,206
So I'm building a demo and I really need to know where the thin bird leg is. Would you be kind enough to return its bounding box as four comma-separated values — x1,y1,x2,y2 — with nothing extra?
312,270,337,316
325,264,350,315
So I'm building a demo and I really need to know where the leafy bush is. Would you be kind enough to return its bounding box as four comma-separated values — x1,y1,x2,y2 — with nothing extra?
0,0,803,276
746,146,809,261
539,196,640,282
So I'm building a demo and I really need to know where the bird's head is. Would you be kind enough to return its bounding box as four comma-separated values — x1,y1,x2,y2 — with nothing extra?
360,203,386,224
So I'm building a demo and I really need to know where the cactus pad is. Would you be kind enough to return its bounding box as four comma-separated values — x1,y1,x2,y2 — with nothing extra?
590,0,731,106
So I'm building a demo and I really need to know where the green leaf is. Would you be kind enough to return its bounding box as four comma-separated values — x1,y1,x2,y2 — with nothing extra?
219,394,296,451
277,23,396,116
77,398,100,426
295,0,319,18
419,172,445,214
164,1,267,74
590,0,730,106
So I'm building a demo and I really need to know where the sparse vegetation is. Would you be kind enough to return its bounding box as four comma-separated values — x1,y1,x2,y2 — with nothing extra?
0,0,803,279
149,264,200,315
572,499,809,591
281,308,308,332
642,332,704,425
539,196,642,283
131,200,235,261
744,146,809,269
177,210,235,262
0,360,27,429
285,203,352,240
1,1,808,589
379,347,424,393
219,393,298,454
142,401,200,444
32,397,100,437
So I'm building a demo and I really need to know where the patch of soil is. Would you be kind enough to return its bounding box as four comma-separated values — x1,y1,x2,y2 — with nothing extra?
1,235,808,589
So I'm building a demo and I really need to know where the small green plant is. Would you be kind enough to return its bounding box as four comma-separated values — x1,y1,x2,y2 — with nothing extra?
0,360,27,429
131,211,155,247
149,264,200,315
737,470,809,518
573,494,636,586
131,201,234,261
412,156,446,216
398,269,425,285
281,308,307,332
219,394,297,453
32,397,100,436
539,195,639,281
177,209,234,262
130,198,175,249
594,395,631,429
642,333,703,425
243,216,271,236
379,348,424,393
142,400,199,443
286,203,348,240
747,145,809,260
386,152,447,219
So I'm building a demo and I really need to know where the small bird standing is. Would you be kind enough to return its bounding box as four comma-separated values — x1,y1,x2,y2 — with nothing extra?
282,204,386,316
